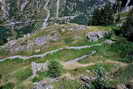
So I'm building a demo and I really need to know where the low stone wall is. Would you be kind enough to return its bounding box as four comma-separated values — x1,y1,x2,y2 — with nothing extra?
0,44,101,62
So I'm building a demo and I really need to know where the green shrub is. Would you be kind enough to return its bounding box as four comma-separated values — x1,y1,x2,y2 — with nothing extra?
119,56,133,63
32,76,43,82
47,59,63,78
15,68,32,81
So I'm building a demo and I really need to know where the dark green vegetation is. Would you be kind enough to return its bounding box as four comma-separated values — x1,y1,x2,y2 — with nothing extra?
0,82,15,89
91,3,115,26
121,8,133,41
0,27,10,45
47,59,63,78
115,64,133,83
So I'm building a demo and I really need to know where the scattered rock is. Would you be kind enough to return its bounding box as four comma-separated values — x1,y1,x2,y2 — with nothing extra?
33,80,53,89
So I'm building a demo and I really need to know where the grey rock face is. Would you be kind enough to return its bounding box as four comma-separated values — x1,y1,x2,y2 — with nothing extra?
0,0,113,28
87,31,111,42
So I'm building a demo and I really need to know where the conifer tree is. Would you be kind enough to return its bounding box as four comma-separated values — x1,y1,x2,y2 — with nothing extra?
47,59,63,78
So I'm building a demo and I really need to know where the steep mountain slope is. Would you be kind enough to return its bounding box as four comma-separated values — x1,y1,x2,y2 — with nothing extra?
0,0,132,26
0,0,132,45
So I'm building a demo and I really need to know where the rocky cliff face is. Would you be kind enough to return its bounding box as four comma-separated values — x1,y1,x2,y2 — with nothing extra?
0,0,110,26
0,0,132,25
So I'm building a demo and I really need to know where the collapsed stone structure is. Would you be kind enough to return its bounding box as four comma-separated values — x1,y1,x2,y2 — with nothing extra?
87,31,112,42
32,62,48,77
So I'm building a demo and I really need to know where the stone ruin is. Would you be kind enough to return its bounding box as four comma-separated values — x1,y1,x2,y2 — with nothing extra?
32,62,48,77
87,31,112,42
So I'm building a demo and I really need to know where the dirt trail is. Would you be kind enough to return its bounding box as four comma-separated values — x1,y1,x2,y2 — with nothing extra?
63,62,95,70
62,59,128,70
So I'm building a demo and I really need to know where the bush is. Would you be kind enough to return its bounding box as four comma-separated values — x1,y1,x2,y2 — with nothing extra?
91,3,114,26
47,59,63,78
119,56,133,63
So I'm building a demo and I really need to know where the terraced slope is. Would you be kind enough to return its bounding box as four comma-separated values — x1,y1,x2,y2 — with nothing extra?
0,24,133,89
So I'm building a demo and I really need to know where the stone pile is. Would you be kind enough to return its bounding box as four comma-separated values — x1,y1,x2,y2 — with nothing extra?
33,80,53,89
